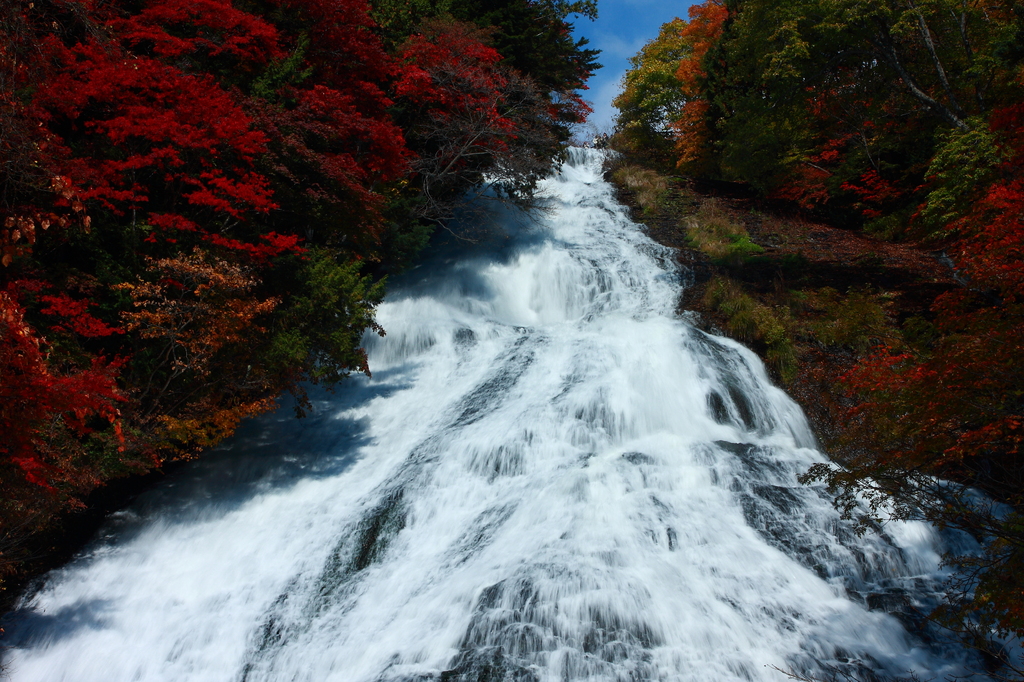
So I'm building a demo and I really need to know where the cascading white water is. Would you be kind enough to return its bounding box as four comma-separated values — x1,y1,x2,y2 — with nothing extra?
2,148,979,681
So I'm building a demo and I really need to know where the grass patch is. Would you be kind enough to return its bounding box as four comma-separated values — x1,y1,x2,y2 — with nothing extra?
686,199,765,267
610,164,670,214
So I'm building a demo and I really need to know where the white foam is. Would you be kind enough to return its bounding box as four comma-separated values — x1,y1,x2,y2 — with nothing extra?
2,149,976,681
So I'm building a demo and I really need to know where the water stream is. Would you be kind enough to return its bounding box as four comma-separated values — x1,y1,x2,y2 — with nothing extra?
2,149,978,681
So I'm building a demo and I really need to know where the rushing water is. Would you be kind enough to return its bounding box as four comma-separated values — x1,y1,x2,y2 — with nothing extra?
3,149,980,681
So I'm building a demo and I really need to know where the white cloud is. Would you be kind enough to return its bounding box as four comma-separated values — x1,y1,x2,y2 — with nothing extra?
589,29,648,61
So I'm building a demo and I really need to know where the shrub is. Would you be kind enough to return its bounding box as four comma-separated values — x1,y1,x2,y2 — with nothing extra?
703,276,796,382
802,287,895,353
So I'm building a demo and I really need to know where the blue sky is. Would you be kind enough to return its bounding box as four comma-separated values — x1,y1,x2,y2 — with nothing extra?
571,0,696,132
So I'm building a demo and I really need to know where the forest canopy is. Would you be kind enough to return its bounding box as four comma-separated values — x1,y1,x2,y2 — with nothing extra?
0,0,599,584
614,0,1024,671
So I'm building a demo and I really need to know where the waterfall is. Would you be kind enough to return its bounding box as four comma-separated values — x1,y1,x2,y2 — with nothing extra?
2,148,978,681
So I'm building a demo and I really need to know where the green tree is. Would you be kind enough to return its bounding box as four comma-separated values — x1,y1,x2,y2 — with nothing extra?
613,18,691,166
700,0,1019,217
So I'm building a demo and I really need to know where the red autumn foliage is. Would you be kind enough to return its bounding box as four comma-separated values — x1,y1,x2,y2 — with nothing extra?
831,102,1024,638
0,291,124,491
391,18,564,218
39,292,123,338
769,164,833,209
277,0,400,91
840,169,905,218
33,36,276,222
394,19,517,179
0,0,594,587
239,0,413,244
845,104,1024,482
395,21,507,113
114,0,283,66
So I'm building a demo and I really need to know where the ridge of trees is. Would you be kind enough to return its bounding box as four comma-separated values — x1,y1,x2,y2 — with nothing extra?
0,0,599,597
614,0,1024,674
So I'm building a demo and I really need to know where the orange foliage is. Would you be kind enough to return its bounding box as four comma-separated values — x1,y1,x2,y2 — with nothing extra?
671,0,727,174
118,249,281,455
676,0,727,94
